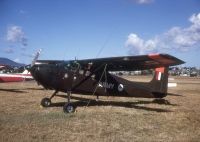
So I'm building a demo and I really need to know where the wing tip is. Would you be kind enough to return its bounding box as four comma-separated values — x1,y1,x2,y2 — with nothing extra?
148,53,185,66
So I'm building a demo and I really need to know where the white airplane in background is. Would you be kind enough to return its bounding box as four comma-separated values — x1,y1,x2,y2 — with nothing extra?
0,49,41,83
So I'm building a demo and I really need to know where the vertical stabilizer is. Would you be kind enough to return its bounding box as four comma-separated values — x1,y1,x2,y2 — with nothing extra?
150,67,169,98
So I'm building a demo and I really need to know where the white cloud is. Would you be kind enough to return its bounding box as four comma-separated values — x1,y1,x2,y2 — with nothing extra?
6,25,28,47
164,13,200,51
125,33,157,55
189,13,200,27
125,12,200,55
134,0,154,4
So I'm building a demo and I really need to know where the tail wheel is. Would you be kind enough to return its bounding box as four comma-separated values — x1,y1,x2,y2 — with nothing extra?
41,98,51,107
63,103,75,113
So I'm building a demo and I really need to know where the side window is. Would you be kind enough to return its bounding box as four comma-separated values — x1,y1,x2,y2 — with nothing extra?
64,63,71,70
71,62,80,72
62,61,81,72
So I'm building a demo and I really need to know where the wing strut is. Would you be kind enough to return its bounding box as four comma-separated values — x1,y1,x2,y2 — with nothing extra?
62,64,108,113
71,63,106,91
85,64,108,106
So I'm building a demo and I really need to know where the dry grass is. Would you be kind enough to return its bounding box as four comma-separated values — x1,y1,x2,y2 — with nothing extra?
0,76,200,142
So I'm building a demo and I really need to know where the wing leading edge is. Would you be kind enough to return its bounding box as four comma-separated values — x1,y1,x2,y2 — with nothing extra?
36,54,184,71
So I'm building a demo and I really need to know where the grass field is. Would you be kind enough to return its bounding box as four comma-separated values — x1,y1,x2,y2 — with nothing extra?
0,76,200,142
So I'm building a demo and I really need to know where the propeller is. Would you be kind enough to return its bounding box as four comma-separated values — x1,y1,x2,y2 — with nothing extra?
21,49,42,85
31,49,42,67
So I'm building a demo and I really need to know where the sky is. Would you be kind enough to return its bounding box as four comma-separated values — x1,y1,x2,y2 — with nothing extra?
0,0,200,67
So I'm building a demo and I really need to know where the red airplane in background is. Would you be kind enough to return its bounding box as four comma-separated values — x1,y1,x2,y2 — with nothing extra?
0,69,33,82
0,49,41,83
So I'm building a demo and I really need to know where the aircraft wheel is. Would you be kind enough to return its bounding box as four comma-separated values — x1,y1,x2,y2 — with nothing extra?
63,103,75,113
41,98,51,107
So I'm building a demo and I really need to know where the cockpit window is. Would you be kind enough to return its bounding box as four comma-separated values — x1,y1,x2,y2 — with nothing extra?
71,61,80,71
62,61,80,71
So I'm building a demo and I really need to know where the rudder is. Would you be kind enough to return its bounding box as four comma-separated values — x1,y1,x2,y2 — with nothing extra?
150,67,169,98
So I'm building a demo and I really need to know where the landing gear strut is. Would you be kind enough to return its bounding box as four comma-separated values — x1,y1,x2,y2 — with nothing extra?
40,90,58,107
63,91,75,113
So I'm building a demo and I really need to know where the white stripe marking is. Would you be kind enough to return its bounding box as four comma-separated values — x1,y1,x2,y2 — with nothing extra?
158,72,162,80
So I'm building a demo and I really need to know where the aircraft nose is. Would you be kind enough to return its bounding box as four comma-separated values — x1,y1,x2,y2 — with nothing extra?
30,65,40,78
30,64,53,87
30,64,61,89
31,64,49,79
30,64,38,73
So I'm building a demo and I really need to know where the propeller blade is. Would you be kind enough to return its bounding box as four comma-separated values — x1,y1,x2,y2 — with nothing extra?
31,49,42,67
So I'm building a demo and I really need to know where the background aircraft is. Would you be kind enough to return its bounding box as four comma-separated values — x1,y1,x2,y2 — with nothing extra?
0,49,41,83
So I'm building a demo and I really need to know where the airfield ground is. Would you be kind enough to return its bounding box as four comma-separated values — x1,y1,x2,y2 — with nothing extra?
0,76,200,142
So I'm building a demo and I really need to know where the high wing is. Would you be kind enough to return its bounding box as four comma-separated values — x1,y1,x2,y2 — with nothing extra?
36,54,184,71
78,54,184,71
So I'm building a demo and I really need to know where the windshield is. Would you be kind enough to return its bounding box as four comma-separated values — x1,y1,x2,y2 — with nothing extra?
61,61,80,71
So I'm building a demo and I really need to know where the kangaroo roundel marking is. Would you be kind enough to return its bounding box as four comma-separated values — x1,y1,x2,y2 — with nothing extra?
118,84,124,92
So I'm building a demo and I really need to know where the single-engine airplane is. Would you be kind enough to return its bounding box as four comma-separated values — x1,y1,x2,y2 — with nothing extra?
30,54,184,113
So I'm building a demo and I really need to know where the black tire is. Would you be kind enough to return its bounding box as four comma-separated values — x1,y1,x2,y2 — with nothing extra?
63,103,75,113
41,98,51,107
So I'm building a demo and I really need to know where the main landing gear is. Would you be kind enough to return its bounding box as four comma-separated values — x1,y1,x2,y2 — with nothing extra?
40,90,75,113
63,91,75,113
41,90,58,107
